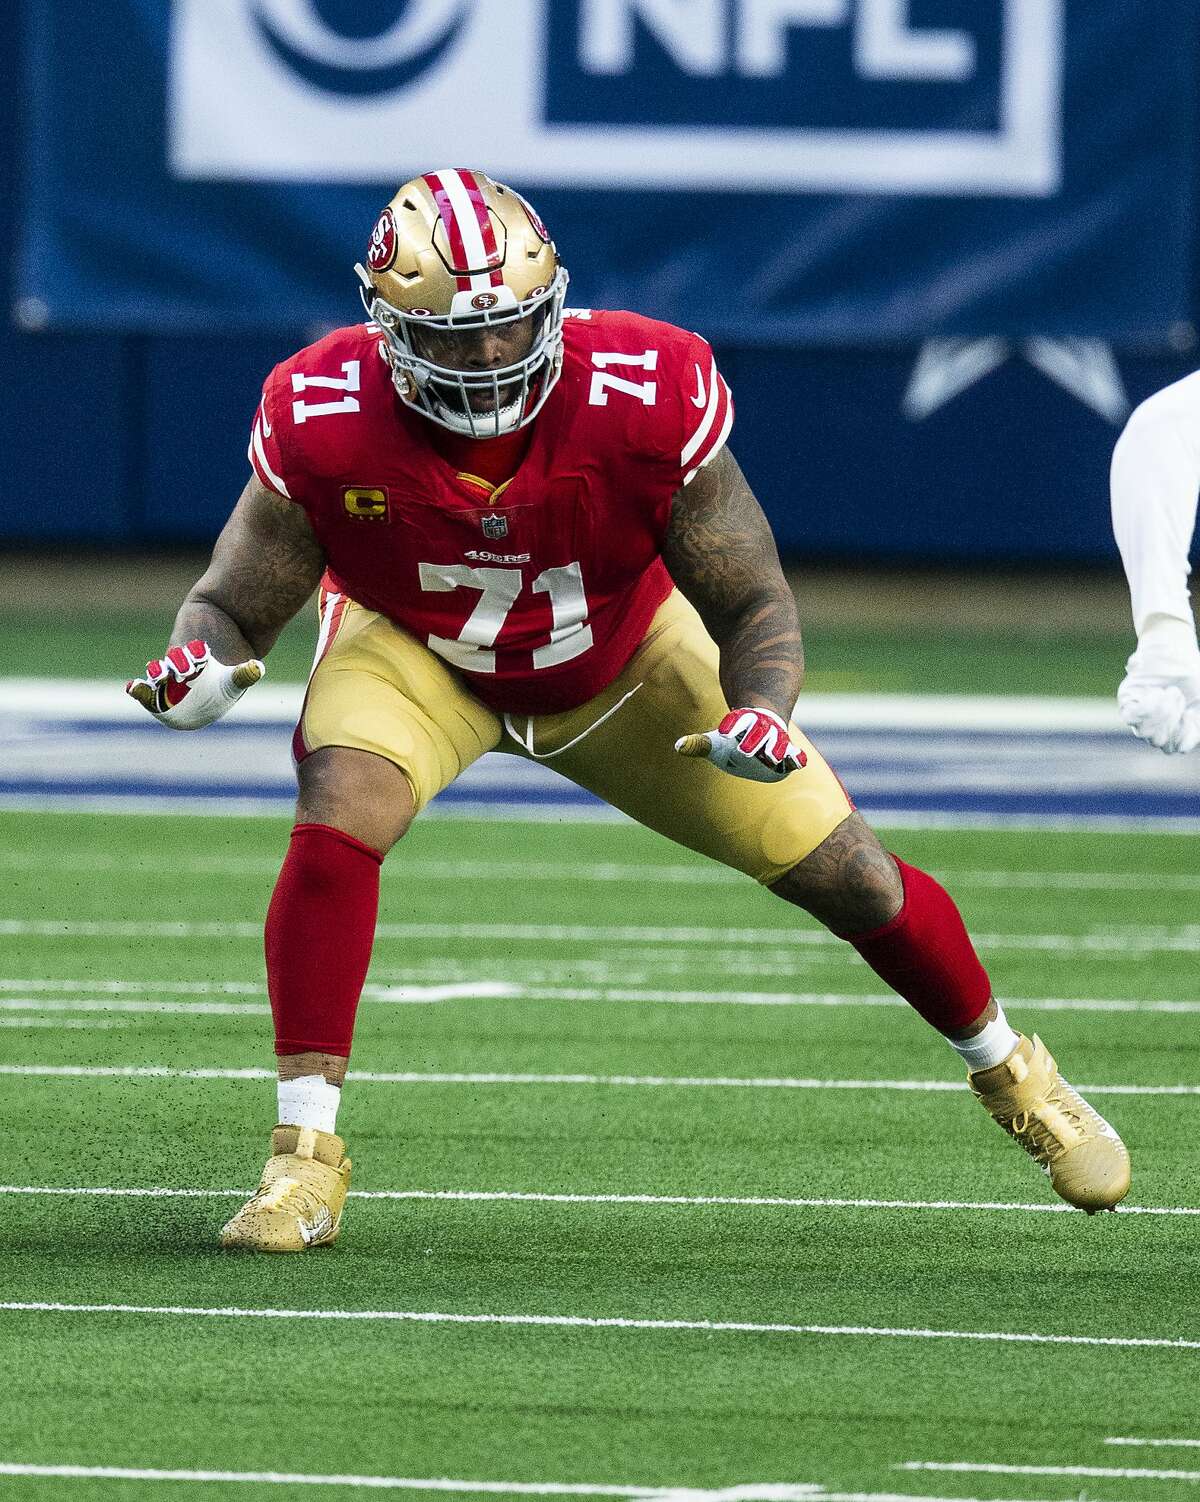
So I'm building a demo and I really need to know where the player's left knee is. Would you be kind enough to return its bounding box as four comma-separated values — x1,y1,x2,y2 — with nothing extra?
768,812,903,934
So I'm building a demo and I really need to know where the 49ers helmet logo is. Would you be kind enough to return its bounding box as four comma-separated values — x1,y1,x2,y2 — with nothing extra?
470,291,499,311
367,207,398,272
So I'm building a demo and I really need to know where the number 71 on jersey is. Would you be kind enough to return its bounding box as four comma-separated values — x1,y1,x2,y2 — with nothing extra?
418,560,593,673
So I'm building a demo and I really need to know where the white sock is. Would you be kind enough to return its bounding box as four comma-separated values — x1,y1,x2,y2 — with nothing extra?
277,1074,341,1134
946,1001,1020,1073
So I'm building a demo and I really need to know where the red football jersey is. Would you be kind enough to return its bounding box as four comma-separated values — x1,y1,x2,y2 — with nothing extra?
248,309,733,714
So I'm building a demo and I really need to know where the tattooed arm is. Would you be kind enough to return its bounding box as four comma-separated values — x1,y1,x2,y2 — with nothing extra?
661,446,803,721
170,476,326,660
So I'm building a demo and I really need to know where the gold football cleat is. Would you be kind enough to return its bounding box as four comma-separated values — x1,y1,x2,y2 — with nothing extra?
220,1126,351,1252
968,1033,1131,1213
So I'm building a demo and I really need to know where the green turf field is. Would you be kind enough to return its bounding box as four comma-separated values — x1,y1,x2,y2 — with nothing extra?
1,809,1198,1500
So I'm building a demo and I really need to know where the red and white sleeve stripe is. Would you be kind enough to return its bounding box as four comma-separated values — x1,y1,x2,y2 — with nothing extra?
247,397,291,499
681,357,734,485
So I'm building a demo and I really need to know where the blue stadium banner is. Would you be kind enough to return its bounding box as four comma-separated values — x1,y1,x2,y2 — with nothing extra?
17,1,1196,342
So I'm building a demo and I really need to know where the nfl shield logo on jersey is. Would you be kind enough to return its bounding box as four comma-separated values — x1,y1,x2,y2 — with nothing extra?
481,513,508,540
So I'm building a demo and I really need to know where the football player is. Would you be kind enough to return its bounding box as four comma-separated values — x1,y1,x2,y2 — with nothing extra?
129,170,1129,1250
1111,372,1200,754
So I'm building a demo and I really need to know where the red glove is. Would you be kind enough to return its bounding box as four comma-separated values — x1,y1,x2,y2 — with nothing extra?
126,640,264,730
675,707,807,783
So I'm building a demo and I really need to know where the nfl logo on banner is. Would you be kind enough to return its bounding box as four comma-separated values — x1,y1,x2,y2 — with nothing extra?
482,513,508,539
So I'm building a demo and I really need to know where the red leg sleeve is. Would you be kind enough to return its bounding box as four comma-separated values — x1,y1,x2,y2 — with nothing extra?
265,822,383,1058
843,858,991,1033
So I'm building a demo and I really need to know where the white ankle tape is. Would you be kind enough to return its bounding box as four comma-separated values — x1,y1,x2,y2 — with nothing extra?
278,1074,341,1134
948,1004,1020,1072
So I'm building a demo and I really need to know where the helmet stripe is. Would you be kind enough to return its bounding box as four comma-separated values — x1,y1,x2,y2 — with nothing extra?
456,168,506,288
424,168,505,292
423,170,473,291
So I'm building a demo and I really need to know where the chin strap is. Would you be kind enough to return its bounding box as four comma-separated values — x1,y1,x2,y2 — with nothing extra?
503,682,643,760
427,392,526,438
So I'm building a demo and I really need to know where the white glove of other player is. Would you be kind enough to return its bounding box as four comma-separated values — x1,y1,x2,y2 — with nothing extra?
675,707,806,783
126,639,265,731
1117,617,1200,755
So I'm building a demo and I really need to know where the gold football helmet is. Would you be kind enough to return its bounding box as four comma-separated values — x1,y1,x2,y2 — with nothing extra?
355,168,569,437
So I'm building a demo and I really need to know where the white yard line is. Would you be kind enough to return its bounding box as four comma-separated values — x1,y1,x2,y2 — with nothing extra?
511,987,1200,1016
1,1063,1195,1095
0,983,515,1014
0,1065,279,1081
0,852,285,876
0,853,747,884
944,869,1200,892
0,998,269,1017
869,810,1200,835
0,681,1128,729
0,1467,1105,1502
0,1017,127,1030
6,795,1194,833
492,807,1182,836
1105,1438,1200,1449
774,1496,1109,1502
5,849,1197,894
0,794,299,819
6,981,1200,1017
0,794,632,823
2,1302,1197,1352
0,1186,247,1199
665,1495,1069,1502
901,1461,1200,1482
0,679,308,720
0,977,264,995
0,1466,812,1496
2,1185,1198,1217
4,917,1200,956
358,982,523,1002
1105,1435,1200,1447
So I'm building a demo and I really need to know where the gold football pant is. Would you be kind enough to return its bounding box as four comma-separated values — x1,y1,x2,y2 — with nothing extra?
295,586,853,883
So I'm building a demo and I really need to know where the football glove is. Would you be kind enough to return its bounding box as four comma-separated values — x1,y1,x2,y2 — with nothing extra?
1117,617,1200,755
675,707,807,783
126,639,265,731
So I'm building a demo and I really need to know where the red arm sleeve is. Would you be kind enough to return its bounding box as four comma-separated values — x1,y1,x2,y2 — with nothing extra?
247,375,293,500
673,335,734,488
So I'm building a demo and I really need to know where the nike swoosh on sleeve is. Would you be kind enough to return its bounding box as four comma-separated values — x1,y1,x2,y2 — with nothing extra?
690,363,707,408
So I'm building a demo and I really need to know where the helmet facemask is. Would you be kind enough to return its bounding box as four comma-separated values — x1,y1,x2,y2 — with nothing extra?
357,264,569,438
